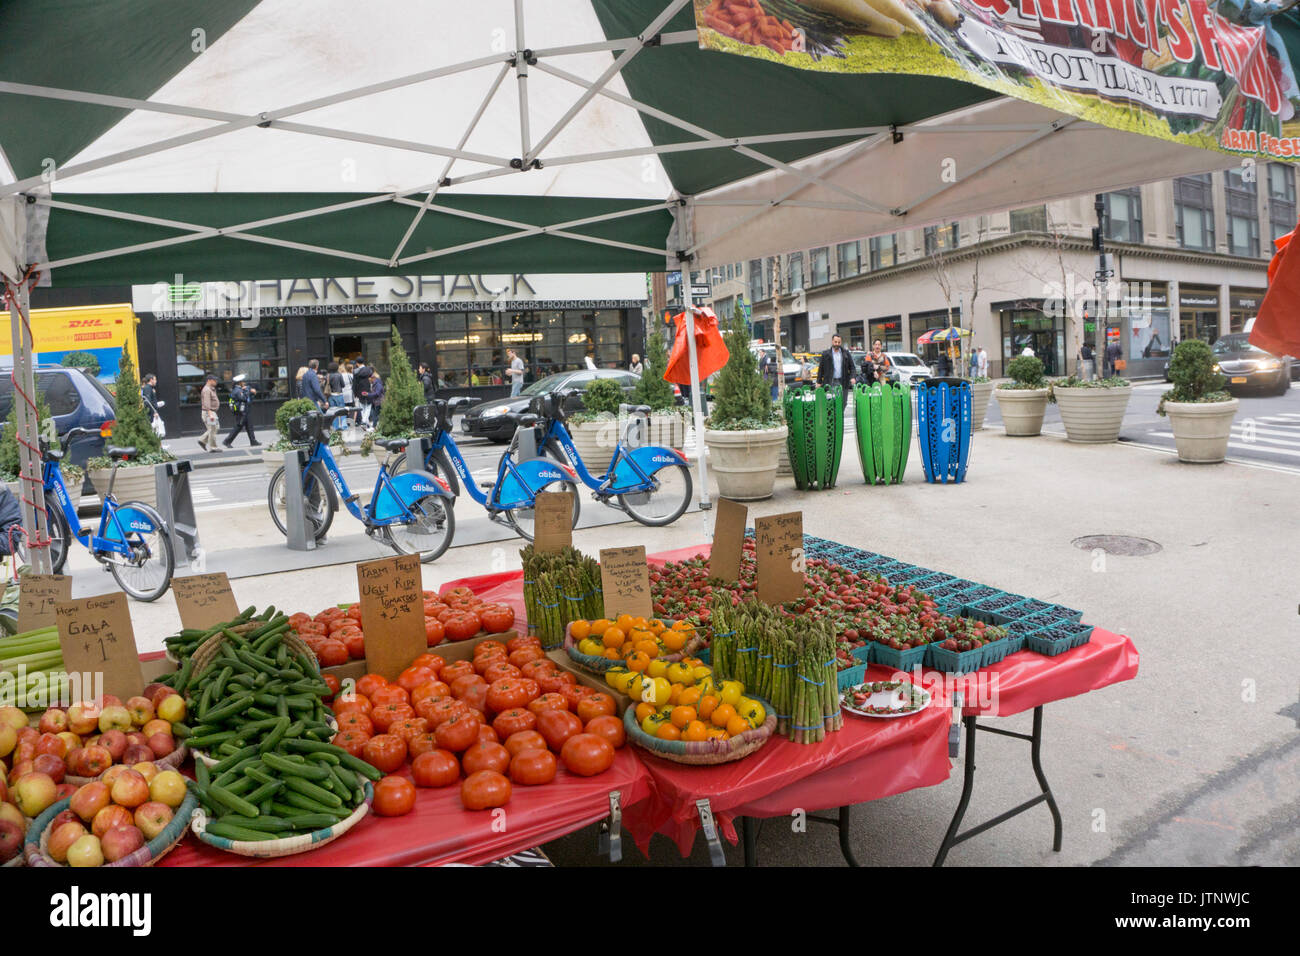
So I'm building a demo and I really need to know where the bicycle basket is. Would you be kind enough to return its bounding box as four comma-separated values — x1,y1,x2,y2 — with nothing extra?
413,401,449,434
288,412,326,444
531,393,563,422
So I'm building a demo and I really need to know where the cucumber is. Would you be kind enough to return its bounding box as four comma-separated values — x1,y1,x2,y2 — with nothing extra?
214,756,261,788
244,779,283,806
243,765,277,786
218,815,291,833
284,813,343,830
222,775,255,797
195,757,210,788
257,717,290,754
212,665,234,700
185,730,239,749
285,776,342,808
211,745,260,775
204,820,275,842
262,752,331,781
202,692,257,725
170,721,193,739
281,790,342,815
208,783,260,817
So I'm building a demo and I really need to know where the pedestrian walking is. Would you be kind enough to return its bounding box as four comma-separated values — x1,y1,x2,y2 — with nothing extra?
294,365,309,398
1079,341,1095,381
328,361,348,428
505,348,526,396
1104,341,1123,378
222,374,260,447
968,347,979,378
352,360,373,427
816,334,855,391
301,358,327,410
629,354,643,376
418,362,436,403
368,373,385,427
977,347,988,379
141,373,166,438
199,374,221,452
863,339,891,383
759,349,779,399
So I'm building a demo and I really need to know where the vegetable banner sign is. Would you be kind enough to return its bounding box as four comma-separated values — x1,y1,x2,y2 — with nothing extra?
694,0,1300,161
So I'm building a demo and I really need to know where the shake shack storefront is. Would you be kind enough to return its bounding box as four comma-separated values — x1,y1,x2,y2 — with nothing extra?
132,274,647,437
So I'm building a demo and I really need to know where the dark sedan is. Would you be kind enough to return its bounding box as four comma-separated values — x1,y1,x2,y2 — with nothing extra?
459,368,640,442
1211,334,1292,396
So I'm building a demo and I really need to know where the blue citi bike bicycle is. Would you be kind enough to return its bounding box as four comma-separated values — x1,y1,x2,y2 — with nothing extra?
266,408,455,563
40,426,175,602
400,391,691,530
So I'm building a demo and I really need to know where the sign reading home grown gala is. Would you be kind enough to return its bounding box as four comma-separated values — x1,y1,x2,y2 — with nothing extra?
55,591,144,703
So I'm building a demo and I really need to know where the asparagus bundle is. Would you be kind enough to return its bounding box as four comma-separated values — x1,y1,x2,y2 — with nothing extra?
520,544,603,648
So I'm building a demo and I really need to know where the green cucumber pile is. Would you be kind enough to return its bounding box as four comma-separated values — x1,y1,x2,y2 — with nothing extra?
168,606,381,842
162,605,266,663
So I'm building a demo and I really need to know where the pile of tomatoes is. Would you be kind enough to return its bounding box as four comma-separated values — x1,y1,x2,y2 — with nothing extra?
571,614,696,664
329,634,624,816
293,589,517,670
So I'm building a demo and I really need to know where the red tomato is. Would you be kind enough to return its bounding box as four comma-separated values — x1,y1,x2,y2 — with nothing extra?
424,617,446,647
520,659,557,682
584,715,626,750
481,660,521,684
461,741,511,776
509,645,546,668
445,612,481,642
356,674,389,700
450,673,487,699
362,734,407,773
492,707,536,739
419,698,466,729
411,680,451,707
373,774,417,816
371,702,415,733
330,623,361,639
316,639,348,667
442,586,474,602
474,639,508,657
434,713,480,752
387,716,430,744
480,604,516,633
528,693,569,716
537,671,577,694
439,660,476,685
472,650,508,675
331,692,372,717
434,606,458,624
297,620,328,636
559,683,590,709
316,606,346,623
576,693,616,724
370,685,410,709
332,729,371,757
335,710,374,736
411,653,445,675
461,770,511,811
288,612,313,630
458,683,489,716
397,665,436,695
302,635,327,654
509,748,557,786
536,709,584,753
342,631,366,659
346,604,363,622
485,678,532,714
507,634,542,654
476,724,500,744
321,673,340,700
411,750,460,788
407,732,440,759
503,730,548,758
560,733,615,777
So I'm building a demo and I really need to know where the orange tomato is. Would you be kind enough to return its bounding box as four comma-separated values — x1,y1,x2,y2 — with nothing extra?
615,614,635,633
678,686,702,708
648,619,666,634
661,630,687,652
726,714,751,736
670,705,697,729
671,620,693,632
634,701,656,722
707,727,729,740
655,722,681,741
626,652,650,673
682,720,710,742
569,620,591,641
601,626,625,649
697,695,719,721
603,647,621,660
590,619,611,637
711,703,737,728
634,639,659,658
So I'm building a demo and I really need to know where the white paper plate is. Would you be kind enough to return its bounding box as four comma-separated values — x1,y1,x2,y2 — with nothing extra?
841,682,931,719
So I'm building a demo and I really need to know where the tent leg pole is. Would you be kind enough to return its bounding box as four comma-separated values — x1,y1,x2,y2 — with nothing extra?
7,267,50,574
684,308,711,521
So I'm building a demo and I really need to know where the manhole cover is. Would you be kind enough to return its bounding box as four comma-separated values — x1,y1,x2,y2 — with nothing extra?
1071,535,1162,556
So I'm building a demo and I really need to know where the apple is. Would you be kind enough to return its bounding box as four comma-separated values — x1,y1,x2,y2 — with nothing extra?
13,771,58,817
38,708,68,735
125,697,155,728
91,804,133,838
98,706,132,734
125,731,148,749
66,833,103,867
0,724,15,759
142,682,167,702
0,774,7,803
50,807,79,829
12,739,36,765
148,770,186,809
79,745,111,778
70,781,110,823
56,731,81,753
47,819,87,863
146,733,175,760
96,694,123,709
33,753,65,784
100,824,144,863
101,765,130,788
0,819,23,863
0,801,23,829
0,706,28,732
35,733,68,759
155,695,186,724
9,759,34,783
66,703,100,736
122,745,154,766
131,762,158,784
109,769,149,809
141,719,171,739
133,802,172,841
55,783,78,801
16,726,38,744
98,729,127,761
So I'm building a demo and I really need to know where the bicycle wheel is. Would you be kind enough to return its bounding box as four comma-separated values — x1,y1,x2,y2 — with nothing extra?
107,503,175,602
389,445,461,497
505,480,581,542
619,464,692,527
267,462,334,541
45,494,70,574
386,493,456,564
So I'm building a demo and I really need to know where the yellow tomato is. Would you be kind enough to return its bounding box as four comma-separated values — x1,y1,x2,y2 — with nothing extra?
719,681,745,708
641,713,668,736
625,673,647,701
695,675,717,699
643,677,672,707
692,664,712,682
665,662,695,686
741,699,767,728
646,659,669,680
579,638,604,657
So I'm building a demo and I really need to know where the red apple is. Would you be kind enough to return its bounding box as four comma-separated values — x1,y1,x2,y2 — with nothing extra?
91,803,132,838
131,762,158,784
47,819,87,863
35,733,68,759
148,770,186,809
133,801,172,841
0,724,15,759
56,731,81,753
13,771,58,817
12,739,36,765
98,729,127,762
70,781,110,823
33,753,65,784
55,782,78,801
79,745,111,778
101,765,129,788
15,726,38,745
100,824,144,863
38,708,68,735
141,719,171,739
146,733,175,759
125,731,148,749
95,694,123,710
150,686,179,708
66,833,102,867
125,697,154,728
66,703,100,736
0,706,28,732
109,769,149,809
63,747,86,776
156,695,186,724
0,801,23,829
9,759,35,783
98,706,131,734
122,744,154,766
0,818,23,863
0,774,7,803
50,808,80,831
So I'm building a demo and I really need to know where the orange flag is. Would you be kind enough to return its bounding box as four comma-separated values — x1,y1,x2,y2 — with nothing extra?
1251,219,1300,358
665,306,729,385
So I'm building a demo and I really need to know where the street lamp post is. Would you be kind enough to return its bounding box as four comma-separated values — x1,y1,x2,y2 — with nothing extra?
1093,194,1113,378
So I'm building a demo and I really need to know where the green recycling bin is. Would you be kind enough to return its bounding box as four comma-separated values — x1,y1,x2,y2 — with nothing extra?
853,381,912,484
782,385,845,491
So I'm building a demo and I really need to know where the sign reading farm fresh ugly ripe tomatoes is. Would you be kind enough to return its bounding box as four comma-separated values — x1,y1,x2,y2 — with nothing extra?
356,554,426,680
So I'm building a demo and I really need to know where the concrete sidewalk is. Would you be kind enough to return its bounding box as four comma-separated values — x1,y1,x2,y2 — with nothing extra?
66,421,1300,866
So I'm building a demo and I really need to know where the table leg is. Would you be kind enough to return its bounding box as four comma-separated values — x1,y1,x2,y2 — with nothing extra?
933,714,978,867
741,815,757,867
1031,706,1064,852
837,805,861,867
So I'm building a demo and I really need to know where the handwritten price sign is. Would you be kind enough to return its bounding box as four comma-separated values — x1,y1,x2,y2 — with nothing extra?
172,572,240,631
56,592,144,702
755,511,804,606
600,546,652,620
18,573,71,632
356,554,426,679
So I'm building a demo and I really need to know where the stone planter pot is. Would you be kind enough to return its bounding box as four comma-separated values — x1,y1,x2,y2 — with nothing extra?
643,412,687,449
1164,398,1239,463
994,388,1049,437
703,426,788,500
567,418,620,471
1053,386,1132,443
89,464,157,508
777,443,793,477
970,381,995,431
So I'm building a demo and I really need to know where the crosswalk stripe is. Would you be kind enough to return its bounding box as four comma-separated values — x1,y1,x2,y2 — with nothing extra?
1146,432,1300,457
1121,440,1300,475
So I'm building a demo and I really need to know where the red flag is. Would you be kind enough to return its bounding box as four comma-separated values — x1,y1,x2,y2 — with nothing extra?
664,307,729,385
1251,219,1300,358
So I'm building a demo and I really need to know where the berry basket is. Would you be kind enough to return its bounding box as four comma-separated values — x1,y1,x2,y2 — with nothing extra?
623,695,776,765
964,592,1032,625
870,640,930,672
1026,622,1094,656
836,658,867,692
925,640,987,675
980,635,1013,667
1038,603,1085,625
1004,597,1053,620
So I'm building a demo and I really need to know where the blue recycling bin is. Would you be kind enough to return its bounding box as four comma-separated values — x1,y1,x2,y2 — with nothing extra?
915,378,971,484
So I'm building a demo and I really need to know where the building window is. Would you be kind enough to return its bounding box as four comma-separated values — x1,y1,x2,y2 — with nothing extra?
924,223,959,254
1009,205,1048,233
810,247,830,286
1175,174,1215,251
869,235,896,270
748,259,766,302
430,309,625,388
1224,167,1260,257
175,317,286,405
1268,163,1296,242
836,241,861,279
1104,188,1142,242
786,252,805,293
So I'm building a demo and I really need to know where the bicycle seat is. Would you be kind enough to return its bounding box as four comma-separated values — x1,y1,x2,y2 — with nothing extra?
623,404,651,415
374,437,409,452
517,414,539,427
105,445,137,460
42,446,64,462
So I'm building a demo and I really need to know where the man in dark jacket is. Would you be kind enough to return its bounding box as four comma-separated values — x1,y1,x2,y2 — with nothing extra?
816,334,855,391
222,374,259,447
301,358,327,409
352,360,373,426
418,362,436,402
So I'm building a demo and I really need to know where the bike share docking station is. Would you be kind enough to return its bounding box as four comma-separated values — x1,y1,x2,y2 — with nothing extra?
153,459,201,564
282,447,317,552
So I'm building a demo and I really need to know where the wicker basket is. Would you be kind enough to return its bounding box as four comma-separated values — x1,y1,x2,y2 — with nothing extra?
563,621,705,676
190,781,373,858
64,741,189,787
24,791,198,867
622,696,776,765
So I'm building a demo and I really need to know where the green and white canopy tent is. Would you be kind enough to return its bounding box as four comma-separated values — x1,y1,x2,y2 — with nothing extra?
0,0,1278,566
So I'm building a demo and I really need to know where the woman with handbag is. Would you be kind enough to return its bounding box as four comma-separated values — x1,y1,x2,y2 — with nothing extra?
142,373,166,438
